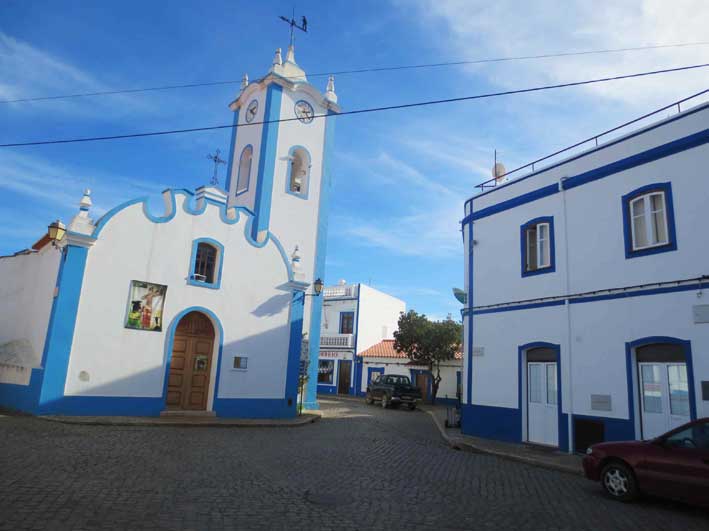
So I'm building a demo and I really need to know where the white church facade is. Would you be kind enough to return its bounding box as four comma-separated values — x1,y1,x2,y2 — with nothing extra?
461,102,709,453
0,45,339,418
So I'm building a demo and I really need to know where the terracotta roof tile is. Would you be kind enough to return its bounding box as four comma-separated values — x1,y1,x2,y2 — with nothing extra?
358,339,462,360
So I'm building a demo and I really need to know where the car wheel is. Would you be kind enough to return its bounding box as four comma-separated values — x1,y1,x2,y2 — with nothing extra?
365,393,373,405
408,403,416,411
381,395,389,409
601,462,638,502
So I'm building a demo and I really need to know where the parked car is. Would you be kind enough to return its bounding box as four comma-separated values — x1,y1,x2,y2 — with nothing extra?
583,417,709,506
365,374,422,410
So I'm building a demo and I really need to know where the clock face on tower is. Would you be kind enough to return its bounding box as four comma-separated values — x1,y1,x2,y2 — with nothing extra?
245,99,258,123
294,100,314,123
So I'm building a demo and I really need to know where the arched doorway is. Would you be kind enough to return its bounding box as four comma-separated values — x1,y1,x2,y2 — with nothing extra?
166,311,215,411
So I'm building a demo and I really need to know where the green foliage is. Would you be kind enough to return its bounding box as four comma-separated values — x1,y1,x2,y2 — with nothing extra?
393,310,462,401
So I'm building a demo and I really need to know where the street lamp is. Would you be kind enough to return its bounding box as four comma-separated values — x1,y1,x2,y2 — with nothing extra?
305,278,324,297
47,220,66,247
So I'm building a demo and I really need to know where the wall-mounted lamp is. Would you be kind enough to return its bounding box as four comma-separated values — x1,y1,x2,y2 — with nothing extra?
47,220,66,248
305,278,324,297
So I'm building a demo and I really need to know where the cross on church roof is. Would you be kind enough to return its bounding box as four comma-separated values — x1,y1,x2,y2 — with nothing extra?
206,149,226,186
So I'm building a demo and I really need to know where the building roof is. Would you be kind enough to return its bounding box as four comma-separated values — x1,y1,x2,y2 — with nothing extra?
358,339,462,360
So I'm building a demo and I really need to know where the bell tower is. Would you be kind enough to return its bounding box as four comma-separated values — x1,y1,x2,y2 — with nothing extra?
224,45,340,409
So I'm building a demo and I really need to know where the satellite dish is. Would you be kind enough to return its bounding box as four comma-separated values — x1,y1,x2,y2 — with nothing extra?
492,162,507,183
452,288,467,305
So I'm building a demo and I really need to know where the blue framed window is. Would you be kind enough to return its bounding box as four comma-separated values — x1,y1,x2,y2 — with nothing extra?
622,182,677,259
286,146,311,199
188,238,224,289
339,311,354,334
521,216,555,277
236,145,253,195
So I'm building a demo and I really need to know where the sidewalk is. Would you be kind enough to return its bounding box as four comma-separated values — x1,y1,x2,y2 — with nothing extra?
38,412,321,428
422,404,583,476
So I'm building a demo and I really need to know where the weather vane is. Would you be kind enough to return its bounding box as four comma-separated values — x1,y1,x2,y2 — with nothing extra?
279,9,308,47
206,149,226,186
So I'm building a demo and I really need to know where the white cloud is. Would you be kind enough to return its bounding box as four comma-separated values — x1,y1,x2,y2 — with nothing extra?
401,0,709,108
0,32,151,116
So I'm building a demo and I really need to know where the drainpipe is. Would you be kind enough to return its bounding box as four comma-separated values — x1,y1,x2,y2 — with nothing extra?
560,177,574,454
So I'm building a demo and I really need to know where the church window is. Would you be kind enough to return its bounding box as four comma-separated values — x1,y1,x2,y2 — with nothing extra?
287,146,311,198
188,238,224,289
237,145,253,194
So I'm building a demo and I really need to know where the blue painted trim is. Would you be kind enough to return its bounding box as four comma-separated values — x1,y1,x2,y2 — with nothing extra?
186,237,224,289
352,285,362,395
317,385,337,395
621,182,677,259
518,342,566,451
564,129,709,191
285,292,305,404
212,398,297,419
464,183,559,224
285,145,311,199
36,245,89,414
461,403,521,442
625,336,697,440
366,367,384,387
236,144,253,195
464,128,709,224
473,280,709,315
305,110,337,409
520,216,556,277
469,108,708,203
162,306,224,412
251,84,283,241
224,108,240,194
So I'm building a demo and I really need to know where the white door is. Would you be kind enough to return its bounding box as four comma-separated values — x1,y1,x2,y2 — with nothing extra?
527,362,559,446
639,362,690,439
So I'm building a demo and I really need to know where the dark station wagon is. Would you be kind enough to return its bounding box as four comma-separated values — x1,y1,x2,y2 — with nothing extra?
583,417,709,507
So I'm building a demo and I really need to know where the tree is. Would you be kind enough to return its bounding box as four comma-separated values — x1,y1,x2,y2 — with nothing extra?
393,310,462,404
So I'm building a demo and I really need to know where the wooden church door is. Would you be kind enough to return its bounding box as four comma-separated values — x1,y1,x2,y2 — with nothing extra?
166,311,215,411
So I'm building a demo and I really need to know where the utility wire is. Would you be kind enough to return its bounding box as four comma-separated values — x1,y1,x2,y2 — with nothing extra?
1,62,708,148
2,41,709,104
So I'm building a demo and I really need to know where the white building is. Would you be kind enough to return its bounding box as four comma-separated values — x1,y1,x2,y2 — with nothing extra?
316,282,405,397
358,339,462,405
0,44,339,418
461,101,709,452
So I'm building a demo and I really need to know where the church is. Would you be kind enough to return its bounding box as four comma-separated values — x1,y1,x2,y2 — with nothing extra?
0,44,339,418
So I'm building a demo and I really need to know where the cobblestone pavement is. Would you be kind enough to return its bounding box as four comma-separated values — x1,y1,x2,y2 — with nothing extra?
1,398,707,531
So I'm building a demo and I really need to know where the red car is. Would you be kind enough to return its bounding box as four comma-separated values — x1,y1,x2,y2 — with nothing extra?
583,418,709,506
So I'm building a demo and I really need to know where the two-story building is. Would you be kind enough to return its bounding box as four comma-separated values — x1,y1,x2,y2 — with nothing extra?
461,101,709,453
316,282,405,397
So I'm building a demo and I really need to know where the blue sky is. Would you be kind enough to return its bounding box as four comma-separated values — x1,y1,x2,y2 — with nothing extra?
2,0,708,320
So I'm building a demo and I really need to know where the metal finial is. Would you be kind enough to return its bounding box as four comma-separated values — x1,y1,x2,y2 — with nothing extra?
206,149,226,186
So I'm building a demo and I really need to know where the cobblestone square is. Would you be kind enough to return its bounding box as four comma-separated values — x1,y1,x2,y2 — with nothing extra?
1,398,707,530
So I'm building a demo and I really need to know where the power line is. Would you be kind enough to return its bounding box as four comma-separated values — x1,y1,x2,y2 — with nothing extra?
1,62,707,148
2,41,709,104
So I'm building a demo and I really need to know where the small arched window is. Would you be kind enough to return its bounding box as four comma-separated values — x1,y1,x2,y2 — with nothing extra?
237,145,253,194
287,147,310,198
188,238,224,289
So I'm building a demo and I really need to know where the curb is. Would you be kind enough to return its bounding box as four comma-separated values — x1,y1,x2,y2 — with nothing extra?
421,407,583,476
37,413,321,428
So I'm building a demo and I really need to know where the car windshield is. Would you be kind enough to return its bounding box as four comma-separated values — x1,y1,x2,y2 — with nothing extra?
664,421,709,449
386,376,410,385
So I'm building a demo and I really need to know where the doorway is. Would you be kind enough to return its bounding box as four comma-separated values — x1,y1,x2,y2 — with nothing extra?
636,342,691,439
338,360,352,395
415,373,431,403
525,346,559,447
166,311,215,411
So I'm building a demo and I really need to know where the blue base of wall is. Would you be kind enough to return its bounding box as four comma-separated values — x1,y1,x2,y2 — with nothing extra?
0,369,43,413
38,396,165,416
317,385,337,395
572,413,635,444
302,400,320,410
461,404,522,443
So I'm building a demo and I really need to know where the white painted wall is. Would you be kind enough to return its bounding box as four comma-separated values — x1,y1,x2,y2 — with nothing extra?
356,284,406,354
65,193,293,404
0,247,60,385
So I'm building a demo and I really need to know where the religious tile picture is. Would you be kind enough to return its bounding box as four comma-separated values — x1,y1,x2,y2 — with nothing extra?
124,281,167,332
